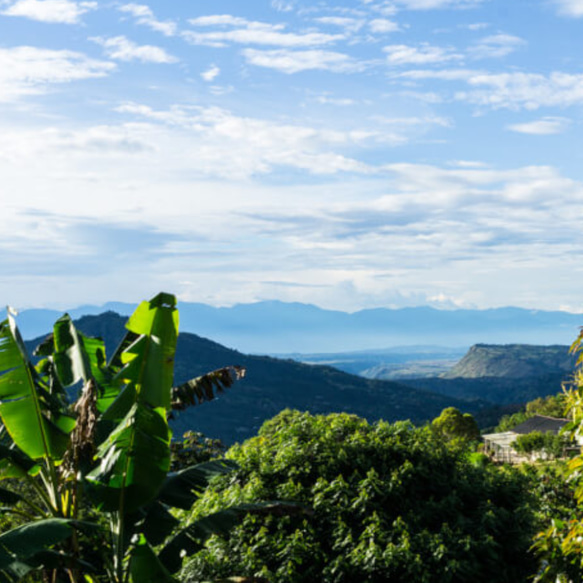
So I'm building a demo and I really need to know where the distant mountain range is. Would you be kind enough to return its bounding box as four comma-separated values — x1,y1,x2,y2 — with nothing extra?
12,300,583,353
24,312,483,444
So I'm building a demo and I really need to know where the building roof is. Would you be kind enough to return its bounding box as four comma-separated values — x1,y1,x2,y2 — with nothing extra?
482,431,517,448
512,415,569,435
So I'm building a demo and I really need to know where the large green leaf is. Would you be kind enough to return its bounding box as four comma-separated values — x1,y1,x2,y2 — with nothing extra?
88,293,179,513
0,518,76,581
87,404,171,513
158,460,239,510
159,502,306,574
52,314,93,387
0,425,37,480
118,293,179,411
49,315,121,413
0,316,73,461
129,536,177,583
140,501,180,546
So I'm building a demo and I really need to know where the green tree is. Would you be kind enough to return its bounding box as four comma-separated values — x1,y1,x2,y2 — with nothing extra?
183,410,538,583
514,432,566,459
431,407,480,444
532,331,583,582
0,293,260,583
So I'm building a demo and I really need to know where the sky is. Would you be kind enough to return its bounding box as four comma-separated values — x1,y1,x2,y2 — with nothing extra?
1,0,583,312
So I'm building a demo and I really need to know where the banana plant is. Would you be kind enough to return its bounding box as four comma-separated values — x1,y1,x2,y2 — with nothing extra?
0,292,257,583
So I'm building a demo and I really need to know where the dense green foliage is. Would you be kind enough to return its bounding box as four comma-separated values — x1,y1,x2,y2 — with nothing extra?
170,431,226,471
513,431,567,458
431,407,480,444
182,410,538,583
531,332,583,582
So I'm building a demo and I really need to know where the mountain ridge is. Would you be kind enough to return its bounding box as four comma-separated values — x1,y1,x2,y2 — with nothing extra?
10,300,583,354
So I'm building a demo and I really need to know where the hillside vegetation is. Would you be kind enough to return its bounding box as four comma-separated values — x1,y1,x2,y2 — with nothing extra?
182,410,537,583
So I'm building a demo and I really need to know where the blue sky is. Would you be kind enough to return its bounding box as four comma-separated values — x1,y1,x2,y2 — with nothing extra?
1,0,583,312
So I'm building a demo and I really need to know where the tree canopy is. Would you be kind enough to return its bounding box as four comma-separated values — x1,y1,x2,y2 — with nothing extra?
183,409,538,583
431,407,480,443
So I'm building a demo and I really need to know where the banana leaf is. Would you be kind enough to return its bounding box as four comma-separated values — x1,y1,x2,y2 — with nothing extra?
158,459,239,510
0,425,38,480
87,403,171,513
0,518,77,581
87,293,178,513
49,315,121,412
0,316,74,461
129,536,177,583
140,501,180,546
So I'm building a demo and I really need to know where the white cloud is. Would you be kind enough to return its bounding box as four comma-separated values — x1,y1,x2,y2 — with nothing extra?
90,36,177,64
242,48,364,74
392,0,485,8
374,115,452,127
554,0,583,17
464,22,489,30
369,18,400,33
201,64,220,82
384,43,462,65
114,102,409,176
448,160,489,168
118,3,177,36
0,124,155,159
188,15,284,31
316,96,356,106
458,71,583,110
2,111,583,312
396,69,583,110
395,68,477,81
183,24,343,48
468,34,525,59
507,117,571,135
271,0,295,11
315,16,365,32
3,0,96,24
0,46,114,101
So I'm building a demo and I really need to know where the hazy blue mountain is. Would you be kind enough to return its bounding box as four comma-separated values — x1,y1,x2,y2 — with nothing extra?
11,300,583,354
23,312,487,444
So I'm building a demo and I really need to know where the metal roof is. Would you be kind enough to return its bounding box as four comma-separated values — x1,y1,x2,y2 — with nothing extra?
512,415,568,435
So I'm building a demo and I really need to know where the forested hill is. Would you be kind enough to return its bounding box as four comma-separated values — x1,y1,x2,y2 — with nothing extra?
442,344,575,379
27,311,485,444
400,343,577,408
